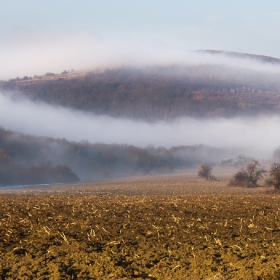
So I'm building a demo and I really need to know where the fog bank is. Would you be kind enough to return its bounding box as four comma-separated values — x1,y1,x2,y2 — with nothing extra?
1,31,280,80
0,92,279,159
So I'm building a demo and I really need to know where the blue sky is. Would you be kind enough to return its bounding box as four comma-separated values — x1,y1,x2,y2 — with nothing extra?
1,1,280,78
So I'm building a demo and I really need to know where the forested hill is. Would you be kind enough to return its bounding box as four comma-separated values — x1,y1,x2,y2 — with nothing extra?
0,128,240,186
1,61,280,120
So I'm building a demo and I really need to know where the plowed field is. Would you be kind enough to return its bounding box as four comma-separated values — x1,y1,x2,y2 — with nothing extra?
0,175,280,279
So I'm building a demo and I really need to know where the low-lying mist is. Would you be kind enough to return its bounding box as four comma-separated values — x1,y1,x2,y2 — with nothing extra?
1,30,280,80
0,92,278,159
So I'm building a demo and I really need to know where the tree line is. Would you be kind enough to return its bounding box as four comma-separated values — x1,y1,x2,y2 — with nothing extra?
0,128,233,186
0,148,79,186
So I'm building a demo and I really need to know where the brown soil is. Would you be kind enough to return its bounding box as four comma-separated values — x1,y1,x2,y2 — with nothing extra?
0,175,280,279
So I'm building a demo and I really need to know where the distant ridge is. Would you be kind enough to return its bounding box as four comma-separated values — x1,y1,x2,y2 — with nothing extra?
198,50,280,64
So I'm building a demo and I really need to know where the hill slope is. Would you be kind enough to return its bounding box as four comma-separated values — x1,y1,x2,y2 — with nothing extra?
0,127,243,185
1,52,280,120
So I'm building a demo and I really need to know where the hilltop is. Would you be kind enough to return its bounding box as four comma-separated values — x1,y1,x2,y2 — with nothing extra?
199,50,280,64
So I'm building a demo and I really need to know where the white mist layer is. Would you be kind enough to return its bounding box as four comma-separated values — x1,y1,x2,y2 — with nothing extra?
1,31,280,80
0,93,279,159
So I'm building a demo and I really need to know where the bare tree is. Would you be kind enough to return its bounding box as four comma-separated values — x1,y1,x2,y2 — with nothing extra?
266,163,280,190
198,164,213,180
229,160,266,188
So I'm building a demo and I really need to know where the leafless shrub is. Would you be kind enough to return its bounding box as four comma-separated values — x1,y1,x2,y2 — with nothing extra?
229,160,266,188
198,164,213,180
266,163,280,190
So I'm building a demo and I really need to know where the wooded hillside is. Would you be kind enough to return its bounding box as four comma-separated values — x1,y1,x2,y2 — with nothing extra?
0,128,239,186
1,63,280,120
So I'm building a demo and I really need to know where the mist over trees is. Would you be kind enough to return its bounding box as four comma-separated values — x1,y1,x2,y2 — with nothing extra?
1,64,280,121
273,146,280,162
220,154,255,168
0,148,79,186
1,54,280,186
0,128,239,186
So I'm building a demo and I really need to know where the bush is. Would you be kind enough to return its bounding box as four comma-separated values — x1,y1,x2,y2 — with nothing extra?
229,170,250,187
198,164,213,180
266,163,280,190
229,160,266,188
